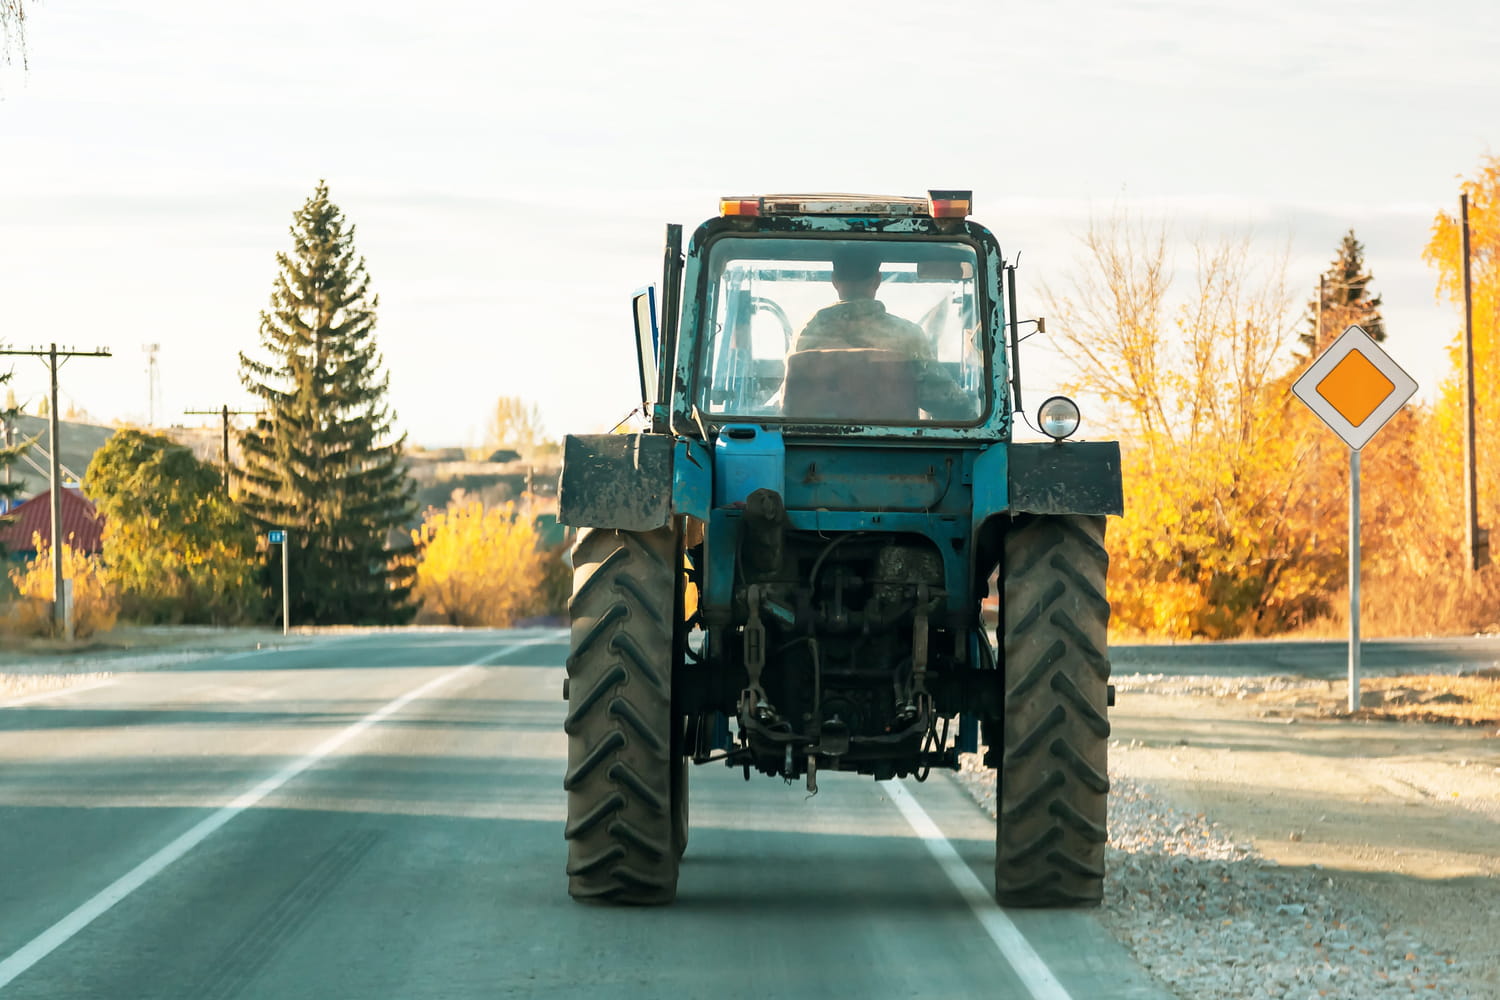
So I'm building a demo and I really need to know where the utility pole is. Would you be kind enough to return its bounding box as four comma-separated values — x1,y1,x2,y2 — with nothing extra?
1,414,12,499
0,344,112,631
143,343,161,427
185,404,264,493
1460,193,1489,572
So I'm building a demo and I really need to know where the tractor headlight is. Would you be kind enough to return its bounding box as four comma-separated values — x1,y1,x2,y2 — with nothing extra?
1038,396,1081,440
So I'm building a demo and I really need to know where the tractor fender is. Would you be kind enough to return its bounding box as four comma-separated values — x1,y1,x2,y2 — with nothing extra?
1007,441,1123,517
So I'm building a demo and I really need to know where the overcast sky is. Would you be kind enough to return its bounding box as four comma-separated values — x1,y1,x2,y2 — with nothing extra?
2,0,1496,446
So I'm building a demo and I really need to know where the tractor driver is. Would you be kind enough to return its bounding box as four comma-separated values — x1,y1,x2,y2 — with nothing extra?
790,247,975,419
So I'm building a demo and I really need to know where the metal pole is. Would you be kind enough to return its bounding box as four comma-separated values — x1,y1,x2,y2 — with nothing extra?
0,344,111,631
1317,274,1325,351
1349,448,1361,712
2,414,12,495
185,405,262,493
282,533,291,636
1461,193,1484,572
221,405,231,494
48,344,64,630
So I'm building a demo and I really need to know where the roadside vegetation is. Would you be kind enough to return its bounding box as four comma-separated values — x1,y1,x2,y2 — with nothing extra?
6,534,118,639
410,497,568,627
1,183,566,642
1052,152,1500,640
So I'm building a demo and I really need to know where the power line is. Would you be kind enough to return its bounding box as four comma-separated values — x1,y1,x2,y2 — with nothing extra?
184,404,264,493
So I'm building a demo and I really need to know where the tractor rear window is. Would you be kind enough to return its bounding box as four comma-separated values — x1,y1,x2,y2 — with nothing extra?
696,238,987,425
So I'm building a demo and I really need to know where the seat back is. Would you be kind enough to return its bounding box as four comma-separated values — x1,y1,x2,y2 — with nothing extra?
782,348,919,423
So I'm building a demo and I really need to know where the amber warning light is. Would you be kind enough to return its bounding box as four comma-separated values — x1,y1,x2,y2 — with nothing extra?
720,197,761,217
927,189,972,218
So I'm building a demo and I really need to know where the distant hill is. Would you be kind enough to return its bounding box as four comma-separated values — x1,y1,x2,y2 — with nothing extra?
1,415,225,500
3,415,118,497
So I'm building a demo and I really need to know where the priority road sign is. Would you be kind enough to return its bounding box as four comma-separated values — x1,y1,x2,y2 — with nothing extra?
1292,325,1417,451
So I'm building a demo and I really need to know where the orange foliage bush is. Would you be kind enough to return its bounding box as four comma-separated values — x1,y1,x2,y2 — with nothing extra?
411,500,545,627
6,533,120,638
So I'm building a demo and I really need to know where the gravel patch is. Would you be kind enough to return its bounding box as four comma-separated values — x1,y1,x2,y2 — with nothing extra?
953,755,1479,999
1112,672,1332,698
0,628,312,701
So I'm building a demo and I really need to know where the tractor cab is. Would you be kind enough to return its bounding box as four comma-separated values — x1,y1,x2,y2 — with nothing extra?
638,190,1020,441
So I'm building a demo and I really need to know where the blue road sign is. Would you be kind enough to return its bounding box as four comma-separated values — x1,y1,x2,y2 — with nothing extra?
268,530,286,544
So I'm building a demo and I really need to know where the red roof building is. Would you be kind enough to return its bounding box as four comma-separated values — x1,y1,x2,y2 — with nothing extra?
0,489,105,557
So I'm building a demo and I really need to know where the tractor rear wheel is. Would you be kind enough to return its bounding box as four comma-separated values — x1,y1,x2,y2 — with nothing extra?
672,753,689,858
564,525,679,904
996,514,1111,907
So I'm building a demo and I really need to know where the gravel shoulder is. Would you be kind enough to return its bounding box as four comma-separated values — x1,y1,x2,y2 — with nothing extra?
957,673,1500,999
0,625,316,701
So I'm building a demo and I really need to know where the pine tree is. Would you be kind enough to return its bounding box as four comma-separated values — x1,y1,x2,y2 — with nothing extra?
1299,230,1386,359
238,182,417,625
0,369,26,517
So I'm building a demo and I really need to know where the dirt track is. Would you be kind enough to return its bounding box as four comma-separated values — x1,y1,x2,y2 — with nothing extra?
1111,682,1500,997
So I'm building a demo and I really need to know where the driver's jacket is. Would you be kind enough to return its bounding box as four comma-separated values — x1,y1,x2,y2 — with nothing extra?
793,299,930,356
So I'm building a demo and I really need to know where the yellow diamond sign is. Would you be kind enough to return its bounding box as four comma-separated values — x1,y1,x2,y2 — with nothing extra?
1293,325,1417,450
1315,350,1394,427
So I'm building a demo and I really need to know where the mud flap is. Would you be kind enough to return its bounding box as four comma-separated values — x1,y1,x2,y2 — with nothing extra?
1008,441,1123,516
559,433,675,530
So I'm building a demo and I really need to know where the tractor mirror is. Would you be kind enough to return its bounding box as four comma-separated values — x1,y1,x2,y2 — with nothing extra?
632,286,659,409
917,259,965,280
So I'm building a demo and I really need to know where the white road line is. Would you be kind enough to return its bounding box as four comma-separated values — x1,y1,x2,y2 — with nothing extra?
473,633,564,665
887,782,1075,1000
215,647,282,662
0,679,117,710
0,634,555,992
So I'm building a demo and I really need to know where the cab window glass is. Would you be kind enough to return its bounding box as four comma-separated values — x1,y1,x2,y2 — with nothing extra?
696,238,986,424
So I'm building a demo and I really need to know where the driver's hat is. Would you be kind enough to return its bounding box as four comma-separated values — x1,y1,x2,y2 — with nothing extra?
831,246,881,282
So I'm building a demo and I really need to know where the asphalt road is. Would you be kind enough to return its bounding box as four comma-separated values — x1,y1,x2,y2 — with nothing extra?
0,630,1173,1000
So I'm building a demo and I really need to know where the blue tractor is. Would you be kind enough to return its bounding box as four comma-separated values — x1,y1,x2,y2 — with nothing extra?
559,192,1122,907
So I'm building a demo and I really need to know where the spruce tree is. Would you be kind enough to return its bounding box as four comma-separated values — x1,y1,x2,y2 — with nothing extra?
1300,230,1386,359
238,182,417,625
0,371,26,519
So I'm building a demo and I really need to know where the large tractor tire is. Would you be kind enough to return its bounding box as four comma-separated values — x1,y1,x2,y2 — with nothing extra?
996,514,1111,907
672,754,689,859
563,525,680,904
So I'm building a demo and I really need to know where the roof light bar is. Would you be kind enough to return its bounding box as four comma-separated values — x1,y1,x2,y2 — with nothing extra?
765,194,928,216
719,190,974,219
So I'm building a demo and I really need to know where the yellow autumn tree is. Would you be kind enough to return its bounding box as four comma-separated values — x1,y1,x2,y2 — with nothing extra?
411,499,544,626
1407,153,1500,630
7,533,120,638
1048,214,1344,638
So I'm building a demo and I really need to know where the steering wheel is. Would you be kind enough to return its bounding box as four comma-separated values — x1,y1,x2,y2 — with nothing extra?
744,296,794,410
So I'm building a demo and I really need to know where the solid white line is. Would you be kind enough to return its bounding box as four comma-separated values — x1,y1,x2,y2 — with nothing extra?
886,782,1075,1000
472,633,564,665
0,679,117,710
0,634,555,992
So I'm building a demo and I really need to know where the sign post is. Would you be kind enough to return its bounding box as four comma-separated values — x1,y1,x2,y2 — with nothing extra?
1292,326,1417,712
268,530,289,635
